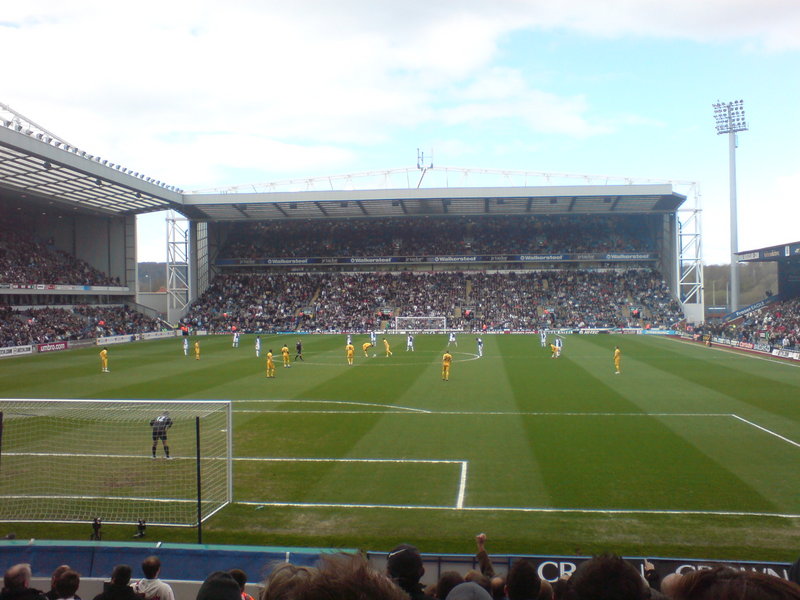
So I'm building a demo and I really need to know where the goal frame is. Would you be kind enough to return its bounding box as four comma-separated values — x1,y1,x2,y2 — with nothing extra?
393,316,448,332
0,399,232,528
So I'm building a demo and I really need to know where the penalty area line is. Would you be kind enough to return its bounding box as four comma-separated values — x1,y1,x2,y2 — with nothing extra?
731,414,800,449
234,399,430,413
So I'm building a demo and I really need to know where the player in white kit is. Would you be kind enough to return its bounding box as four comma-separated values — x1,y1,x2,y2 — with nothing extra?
406,334,415,351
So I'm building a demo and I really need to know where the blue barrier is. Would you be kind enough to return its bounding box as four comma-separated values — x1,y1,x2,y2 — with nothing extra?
0,540,351,581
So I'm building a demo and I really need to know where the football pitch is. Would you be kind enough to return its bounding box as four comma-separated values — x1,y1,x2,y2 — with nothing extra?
1,333,799,561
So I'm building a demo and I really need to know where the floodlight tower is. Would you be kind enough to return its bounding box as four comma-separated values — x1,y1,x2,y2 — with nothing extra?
713,99,747,312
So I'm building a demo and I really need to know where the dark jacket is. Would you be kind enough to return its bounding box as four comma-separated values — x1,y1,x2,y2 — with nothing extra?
0,588,48,600
92,584,141,600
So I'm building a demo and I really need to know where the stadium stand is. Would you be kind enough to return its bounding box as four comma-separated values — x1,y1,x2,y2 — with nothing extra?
216,215,655,260
697,297,800,349
0,220,120,288
0,305,162,348
183,268,683,334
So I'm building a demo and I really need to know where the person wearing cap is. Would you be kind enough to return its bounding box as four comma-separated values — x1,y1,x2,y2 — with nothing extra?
445,582,491,600
386,544,435,600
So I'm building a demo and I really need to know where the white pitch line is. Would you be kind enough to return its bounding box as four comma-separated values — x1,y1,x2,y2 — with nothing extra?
1,452,466,466
235,399,430,413
235,500,800,519
235,457,465,464
235,410,429,415
234,408,730,417
3,451,189,460
2,493,197,503
456,461,468,509
731,414,800,449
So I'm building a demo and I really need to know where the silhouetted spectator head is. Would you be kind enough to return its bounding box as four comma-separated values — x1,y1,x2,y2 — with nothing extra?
506,559,542,600
570,554,649,600
261,563,318,600
490,578,506,600
537,580,552,600
228,569,248,592
141,556,161,579
49,566,71,593
660,573,683,598
446,582,492,600
196,571,241,600
292,553,408,600
673,566,800,600
387,543,425,586
4,564,33,591
464,571,491,594
790,557,800,586
54,569,80,599
436,572,465,600
111,565,132,587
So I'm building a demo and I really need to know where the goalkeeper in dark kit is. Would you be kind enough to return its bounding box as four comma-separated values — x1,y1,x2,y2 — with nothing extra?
150,411,173,459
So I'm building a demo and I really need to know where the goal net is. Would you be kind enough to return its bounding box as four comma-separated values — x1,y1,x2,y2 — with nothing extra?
0,399,231,527
393,316,447,332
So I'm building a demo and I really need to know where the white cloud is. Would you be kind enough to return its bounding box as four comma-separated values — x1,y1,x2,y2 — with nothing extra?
4,1,799,271
739,171,800,250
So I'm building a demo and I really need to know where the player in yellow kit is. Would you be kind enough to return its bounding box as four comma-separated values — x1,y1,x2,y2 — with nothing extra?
550,343,558,359
266,349,276,378
362,341,373,357
194,341,200,360
382,337,392,357
442,351,452,381
281,344,291,368
614,346,622,374
346,343,355,365
99,347,109,373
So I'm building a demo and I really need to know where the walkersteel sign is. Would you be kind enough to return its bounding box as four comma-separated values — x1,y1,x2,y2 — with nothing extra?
217,253,658,267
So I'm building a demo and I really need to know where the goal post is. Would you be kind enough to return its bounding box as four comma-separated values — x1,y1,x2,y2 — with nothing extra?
0,399,232,527
393,316,447,332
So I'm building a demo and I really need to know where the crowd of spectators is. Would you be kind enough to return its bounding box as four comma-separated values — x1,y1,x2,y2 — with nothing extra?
0,228,121,287
0,305,162,348
217,215,656,260
183,268,684,333
694,297,800,350
4,542,798,600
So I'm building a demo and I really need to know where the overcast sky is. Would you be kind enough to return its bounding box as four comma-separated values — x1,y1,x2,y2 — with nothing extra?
3,1,799,264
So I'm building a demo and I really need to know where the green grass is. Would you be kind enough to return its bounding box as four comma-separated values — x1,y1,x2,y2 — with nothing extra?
1,333,799,561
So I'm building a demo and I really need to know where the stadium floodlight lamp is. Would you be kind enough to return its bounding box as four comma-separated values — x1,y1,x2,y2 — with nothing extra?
713,99,748,313
713,99,748,134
